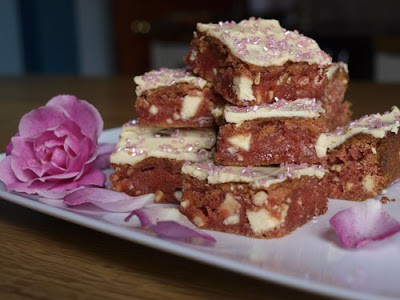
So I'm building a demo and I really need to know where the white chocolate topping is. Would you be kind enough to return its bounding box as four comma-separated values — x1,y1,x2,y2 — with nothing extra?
315,106,400,157
326,62,348,79
224,98,325,124
182,162,326,189
134,68,207,96
111,121,216,165
197,18,331,67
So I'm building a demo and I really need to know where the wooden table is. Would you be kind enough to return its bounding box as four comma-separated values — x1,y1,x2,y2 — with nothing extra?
0,76,398,300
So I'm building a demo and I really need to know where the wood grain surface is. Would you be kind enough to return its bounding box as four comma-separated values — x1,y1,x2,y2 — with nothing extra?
0,76,398,300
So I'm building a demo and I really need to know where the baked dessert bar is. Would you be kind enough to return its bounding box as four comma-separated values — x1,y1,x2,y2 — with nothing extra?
186,19,326,102
180,162,328,238
135,68,224,128
214,98,329,166
110,121,216,203
185,19,351,127
316,106,400,200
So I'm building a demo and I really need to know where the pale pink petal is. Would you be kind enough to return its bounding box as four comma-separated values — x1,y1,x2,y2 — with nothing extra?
102,213,141,227
55,120,85,155
9,137,37,181
47,95,103,139
50,148,68,170
131,205,216,243
28,171,80,183
153,221,216,243
47,168,106,191
33,131,61,152
36,189,72,199
5,137,15,155
93,194,153,212
64,187,154,212
44,138,64,149
18,106,65,138
7,180,55,194
92,143,115,169
66,137,95,173
330,199,400,248
130,204,180,226
22,168,104,195
0,156,21,188
37,197,67,207
38,197,115,216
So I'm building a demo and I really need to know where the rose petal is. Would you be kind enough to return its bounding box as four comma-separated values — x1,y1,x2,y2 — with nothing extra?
66,137,96,174
0,156,21,188
330,199,400,248
38,197,116,216
93,143,115,169
64,187,154,212
45,168,106,191
50,148,68,170
18,106,65,138
153,221,216,243
9,137,37,181
131,204,180,226
102,213,141,227
17,168,105,196
47,95,103,139
55,121,85,156
5,137,15,155
36,189,73,199
131,204,216,243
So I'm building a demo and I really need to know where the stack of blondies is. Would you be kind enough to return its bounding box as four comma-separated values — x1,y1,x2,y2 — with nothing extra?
110,18,400,238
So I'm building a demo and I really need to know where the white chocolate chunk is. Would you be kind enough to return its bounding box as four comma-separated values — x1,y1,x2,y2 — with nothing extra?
362,175,376,193
223,214,240,225
193,215,206,227
173,191,183,201
227,134,252,151
252,191,268,206
219,193,240,216
330,164,342,172
346,182,354,191
149,105,158,115
233,76,255,102
155,190,164,202
180,200,189,208
181,95,203,119
246,204,288,234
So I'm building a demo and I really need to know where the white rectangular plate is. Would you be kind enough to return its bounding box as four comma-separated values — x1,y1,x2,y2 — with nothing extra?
1,128,399,300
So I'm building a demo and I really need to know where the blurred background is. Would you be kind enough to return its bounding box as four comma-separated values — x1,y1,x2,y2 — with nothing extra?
1,0,400,81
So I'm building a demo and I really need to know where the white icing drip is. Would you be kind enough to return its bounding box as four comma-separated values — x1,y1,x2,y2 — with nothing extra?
197,18,331,67
315,106,400,157
182,162,326,188
224,98,325,124
110,124,216,165
134,68,207,96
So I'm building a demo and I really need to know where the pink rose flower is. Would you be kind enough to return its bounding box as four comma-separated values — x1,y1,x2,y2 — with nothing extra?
0,95,108,198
